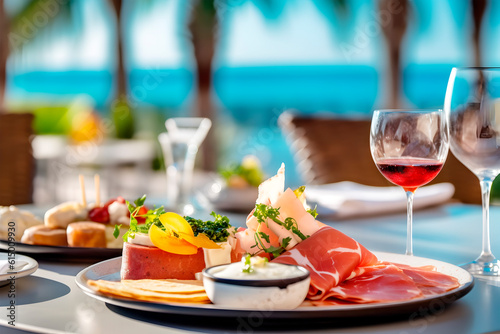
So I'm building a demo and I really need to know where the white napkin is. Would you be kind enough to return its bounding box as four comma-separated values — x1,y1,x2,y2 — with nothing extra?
305,182,455,219
0,260,28,275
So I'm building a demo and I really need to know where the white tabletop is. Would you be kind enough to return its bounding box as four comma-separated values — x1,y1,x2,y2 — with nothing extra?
1,203,500,334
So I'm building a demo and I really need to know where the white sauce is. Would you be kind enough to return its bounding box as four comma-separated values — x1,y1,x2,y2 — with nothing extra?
212,258,304,280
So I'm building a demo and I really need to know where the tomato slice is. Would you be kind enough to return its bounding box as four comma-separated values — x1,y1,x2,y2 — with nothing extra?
133,206,148,224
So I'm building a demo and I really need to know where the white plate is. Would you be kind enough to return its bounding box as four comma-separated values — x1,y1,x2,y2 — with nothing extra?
0,253,38,285
75,252,474,319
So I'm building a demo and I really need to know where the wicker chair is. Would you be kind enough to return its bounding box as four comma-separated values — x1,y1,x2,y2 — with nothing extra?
278,111,480,204
0,113,35,205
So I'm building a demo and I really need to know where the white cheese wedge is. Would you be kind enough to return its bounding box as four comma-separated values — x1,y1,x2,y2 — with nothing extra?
127,232,155,247
203,242,232,268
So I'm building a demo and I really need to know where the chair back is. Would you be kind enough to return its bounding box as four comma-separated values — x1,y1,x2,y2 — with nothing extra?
279,112,480,204
0,113,35,205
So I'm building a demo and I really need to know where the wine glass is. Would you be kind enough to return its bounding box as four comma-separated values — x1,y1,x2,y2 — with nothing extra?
158,117,212,216
445,67,500,277
370,109,449,256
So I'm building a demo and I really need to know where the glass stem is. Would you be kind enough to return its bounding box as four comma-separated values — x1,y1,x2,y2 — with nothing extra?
479,179,493,260
406,190,414,256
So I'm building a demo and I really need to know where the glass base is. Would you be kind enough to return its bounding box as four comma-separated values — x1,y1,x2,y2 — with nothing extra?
460,259,500,277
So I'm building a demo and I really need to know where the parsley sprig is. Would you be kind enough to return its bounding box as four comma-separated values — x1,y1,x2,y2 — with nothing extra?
250,203,313,258
119,196,166,241
115,196,233,243
184,212,233,243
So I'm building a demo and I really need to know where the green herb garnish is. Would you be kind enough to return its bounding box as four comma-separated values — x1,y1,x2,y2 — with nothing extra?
242,254,254,273
307,206,318,218
119,195,165,241
219,157,265,187
113,224,122,239
250,204,312,258
184,212,232,243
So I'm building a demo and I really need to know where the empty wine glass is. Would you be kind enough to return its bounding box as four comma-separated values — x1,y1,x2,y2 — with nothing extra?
158,117,212,216
445,67,500,277
370,109,449,256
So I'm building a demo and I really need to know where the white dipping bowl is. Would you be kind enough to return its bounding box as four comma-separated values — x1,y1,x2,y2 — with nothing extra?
202,263,310,310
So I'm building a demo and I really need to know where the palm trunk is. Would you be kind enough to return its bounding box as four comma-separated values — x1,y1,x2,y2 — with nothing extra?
0,0,8,113
189,1,217,170
110,0,134,138
111,0,126,98
380,0,408,109
472,0,486,67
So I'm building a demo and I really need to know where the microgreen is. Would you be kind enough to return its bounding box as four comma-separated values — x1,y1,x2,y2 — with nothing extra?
242,254,254,274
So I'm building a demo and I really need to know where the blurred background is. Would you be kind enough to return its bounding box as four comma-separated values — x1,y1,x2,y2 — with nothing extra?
0,0,499,207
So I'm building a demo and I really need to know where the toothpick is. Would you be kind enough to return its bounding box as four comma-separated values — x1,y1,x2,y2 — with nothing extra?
94,174,101,207
79,174,87,208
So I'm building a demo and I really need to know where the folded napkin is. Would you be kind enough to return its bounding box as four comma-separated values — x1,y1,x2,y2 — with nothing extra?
305,182,455,219
0,260,28,275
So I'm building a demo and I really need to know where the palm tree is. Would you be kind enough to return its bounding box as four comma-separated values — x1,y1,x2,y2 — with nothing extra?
188,0,217,170
379,0,409,109
109,0,134,139
472,0,487,67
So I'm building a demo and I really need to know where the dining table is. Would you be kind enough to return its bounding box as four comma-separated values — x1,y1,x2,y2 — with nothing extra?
1,201,500,334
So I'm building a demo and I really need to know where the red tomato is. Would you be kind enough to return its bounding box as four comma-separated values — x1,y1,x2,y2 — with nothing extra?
133,206,148,224
88,207,110,223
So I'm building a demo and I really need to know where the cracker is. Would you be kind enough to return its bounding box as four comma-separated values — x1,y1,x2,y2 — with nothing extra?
88,279,210,304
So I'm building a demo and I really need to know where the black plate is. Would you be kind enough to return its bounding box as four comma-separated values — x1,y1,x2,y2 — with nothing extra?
0,239,122,261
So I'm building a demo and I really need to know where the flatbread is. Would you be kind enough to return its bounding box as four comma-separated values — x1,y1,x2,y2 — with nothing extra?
121,279,205,294
88,279,210,304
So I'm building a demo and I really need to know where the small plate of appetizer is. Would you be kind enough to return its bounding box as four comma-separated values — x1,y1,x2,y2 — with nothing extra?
0,175,149,260
76,164,474,319
212,156,264,212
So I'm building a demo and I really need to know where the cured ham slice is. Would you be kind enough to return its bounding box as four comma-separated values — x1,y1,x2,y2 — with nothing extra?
387,262,460,296
272,226,379,300
272,225,461,304
235,164,320,254
273,188,321,238
325,265,424,303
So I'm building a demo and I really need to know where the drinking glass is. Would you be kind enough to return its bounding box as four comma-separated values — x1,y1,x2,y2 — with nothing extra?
158,117,212,216
370,109,449,256
445,67,500,277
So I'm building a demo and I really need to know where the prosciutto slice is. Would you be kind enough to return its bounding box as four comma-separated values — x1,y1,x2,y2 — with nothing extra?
272,226,379,300
387,262,460,295
272,226,461,304
325,265,424,303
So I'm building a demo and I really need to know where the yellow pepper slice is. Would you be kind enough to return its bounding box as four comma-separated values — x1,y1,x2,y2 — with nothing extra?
151,212,221,254
149,224,198,255
179,232,221,249
159,212,194,236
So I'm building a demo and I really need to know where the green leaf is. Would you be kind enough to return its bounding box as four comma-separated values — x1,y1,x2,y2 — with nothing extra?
113,224,122,239
307,205,319,218
242,254,254,273
258,231,270,243
134,194,147,207
281,237,292,249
